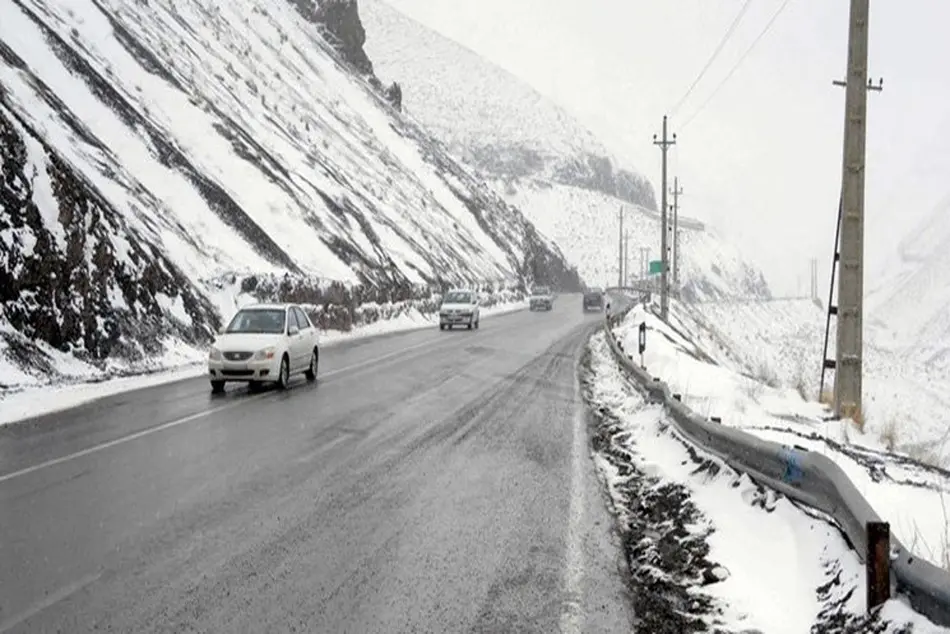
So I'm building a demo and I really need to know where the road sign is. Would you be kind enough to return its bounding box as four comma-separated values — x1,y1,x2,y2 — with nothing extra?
648,260,663,275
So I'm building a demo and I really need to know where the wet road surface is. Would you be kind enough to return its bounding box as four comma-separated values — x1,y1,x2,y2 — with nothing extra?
0,296,632,633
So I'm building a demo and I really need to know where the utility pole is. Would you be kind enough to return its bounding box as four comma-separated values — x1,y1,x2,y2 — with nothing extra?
831,0,882,422
618,206,624,288
670,178,684,288
654,116,676,319
810,258,818,301
623,232,630,286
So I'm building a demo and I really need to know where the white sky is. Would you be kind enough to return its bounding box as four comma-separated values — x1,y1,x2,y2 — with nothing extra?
381,0,950,296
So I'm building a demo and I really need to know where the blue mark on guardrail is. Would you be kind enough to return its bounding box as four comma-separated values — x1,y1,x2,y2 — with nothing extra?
781,446,803,485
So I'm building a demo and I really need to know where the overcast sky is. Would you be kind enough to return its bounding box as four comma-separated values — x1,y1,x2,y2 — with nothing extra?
383,0,950,296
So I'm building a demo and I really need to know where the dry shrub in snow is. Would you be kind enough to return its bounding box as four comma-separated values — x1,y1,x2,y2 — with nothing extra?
793,372,809,401
879,417,899,452
752,360,780,389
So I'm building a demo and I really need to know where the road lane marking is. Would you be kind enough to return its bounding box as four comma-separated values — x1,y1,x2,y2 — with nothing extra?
0,336,449,485
0,572,100,633
559,362,588,634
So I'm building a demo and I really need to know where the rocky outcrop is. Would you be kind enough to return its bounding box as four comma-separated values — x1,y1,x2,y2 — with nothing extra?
467,144,657,211
0,103,220,375
555,154,657,210
289,0,374,75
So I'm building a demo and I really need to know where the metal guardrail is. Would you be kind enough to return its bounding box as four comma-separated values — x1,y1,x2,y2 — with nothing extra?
600,301,950,627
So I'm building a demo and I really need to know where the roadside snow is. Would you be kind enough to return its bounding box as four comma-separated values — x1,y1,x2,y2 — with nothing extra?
614,302,950,574
584,331,941,632
673,298,950,464
0,300,526,425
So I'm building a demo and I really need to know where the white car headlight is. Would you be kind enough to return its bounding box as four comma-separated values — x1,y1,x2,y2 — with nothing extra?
254,346,277,361
209,347,222,361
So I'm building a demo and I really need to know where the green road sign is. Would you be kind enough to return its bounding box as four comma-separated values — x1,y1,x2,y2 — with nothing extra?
648,260,663,275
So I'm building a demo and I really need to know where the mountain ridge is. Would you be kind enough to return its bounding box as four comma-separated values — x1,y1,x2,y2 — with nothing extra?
361,0,657,211
0,0,579,386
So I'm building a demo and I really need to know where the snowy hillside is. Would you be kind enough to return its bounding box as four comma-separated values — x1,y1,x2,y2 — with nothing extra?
361,0,771,303
665,298,950,467
359,0,656,210
0,0,580,386
503,182,770,300
868,194,950,368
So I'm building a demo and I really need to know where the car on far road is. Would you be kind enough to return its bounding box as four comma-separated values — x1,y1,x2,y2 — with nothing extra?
439,289,481,330
208,303,319,393
583,287,605,312
529,285,554,311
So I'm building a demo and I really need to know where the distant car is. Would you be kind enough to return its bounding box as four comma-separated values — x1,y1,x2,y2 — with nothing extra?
583,288,605,312
439,289,480,330
529,285,554,311
208,303,319,393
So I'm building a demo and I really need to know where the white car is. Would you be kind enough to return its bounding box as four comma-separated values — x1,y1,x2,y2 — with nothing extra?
208,303,319,393
529,285,554,311
439,289,481,330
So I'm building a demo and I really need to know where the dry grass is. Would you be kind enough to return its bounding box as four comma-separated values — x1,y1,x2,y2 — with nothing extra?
739,376,764,403
793,373,809,401
878,417,899,452
849,406,866,433
753,360,781,389
904,444,944,468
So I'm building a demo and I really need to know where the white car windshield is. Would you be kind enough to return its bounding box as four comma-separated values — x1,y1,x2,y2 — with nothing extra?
443,292,472,304
225,308,286,334
533,287,550,295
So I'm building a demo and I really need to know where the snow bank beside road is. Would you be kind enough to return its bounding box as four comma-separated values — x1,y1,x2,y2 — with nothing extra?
614,303,950,577
582,332,936,633
672,299,950,466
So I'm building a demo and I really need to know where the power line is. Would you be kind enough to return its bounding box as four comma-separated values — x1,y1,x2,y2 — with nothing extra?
670,0,754,117
678,0,795,131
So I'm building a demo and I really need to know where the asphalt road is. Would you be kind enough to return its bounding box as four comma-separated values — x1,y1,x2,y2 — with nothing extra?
0,296,632,633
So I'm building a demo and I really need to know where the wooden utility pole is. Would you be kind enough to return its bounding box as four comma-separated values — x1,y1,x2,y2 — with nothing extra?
832,0,882,421
670,178,684,288
653,116,676,320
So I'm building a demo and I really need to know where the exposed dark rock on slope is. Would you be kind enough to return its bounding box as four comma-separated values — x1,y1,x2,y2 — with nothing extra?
0,0,579,385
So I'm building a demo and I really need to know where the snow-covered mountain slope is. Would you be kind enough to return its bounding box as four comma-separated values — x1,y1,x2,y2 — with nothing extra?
867,194,950,367
665,298,950,467
360,0,656,210
502,181,770,300
0,0,580,385
360,0,771,302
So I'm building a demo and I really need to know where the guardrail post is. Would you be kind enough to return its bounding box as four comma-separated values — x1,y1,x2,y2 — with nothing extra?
866,521,890,612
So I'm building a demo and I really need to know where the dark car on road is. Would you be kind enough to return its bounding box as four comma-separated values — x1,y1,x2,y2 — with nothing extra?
582,288,605,312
